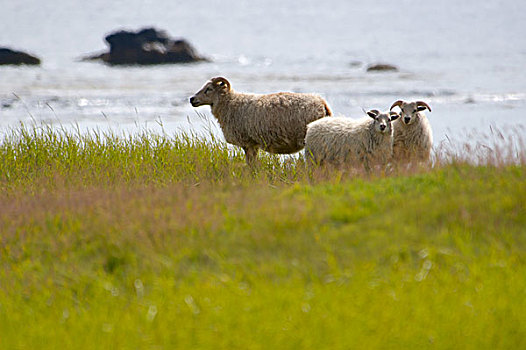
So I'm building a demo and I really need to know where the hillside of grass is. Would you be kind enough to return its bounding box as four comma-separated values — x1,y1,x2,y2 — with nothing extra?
1,125,525,349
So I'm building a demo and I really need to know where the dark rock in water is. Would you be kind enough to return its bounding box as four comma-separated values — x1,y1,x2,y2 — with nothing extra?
0,47,41,65
366,63,398,72
464,96,476,104
2,98,16,108
82,27,208,65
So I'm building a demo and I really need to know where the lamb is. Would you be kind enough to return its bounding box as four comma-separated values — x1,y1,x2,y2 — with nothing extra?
305,109,400,170
389,100,433,164
189,77,332,164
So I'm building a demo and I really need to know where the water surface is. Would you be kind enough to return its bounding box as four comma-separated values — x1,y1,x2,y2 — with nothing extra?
1,0,525,147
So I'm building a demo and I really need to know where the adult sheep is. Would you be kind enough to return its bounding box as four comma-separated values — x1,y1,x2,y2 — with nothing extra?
390,100,433,164
189,77,332,164
305,109,400,170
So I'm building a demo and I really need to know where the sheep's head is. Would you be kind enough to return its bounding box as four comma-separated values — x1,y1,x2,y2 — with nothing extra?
190,77,231,107
390,100,431,125
367,109,400,134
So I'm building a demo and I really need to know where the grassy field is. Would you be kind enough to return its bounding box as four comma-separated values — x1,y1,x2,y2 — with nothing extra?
1,124,525,349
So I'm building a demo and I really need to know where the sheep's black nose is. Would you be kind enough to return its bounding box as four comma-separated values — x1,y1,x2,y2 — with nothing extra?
404,117,411,123
380,124,386,130
189,97,195,104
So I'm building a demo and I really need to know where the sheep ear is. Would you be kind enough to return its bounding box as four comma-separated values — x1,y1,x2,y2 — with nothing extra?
416,101,431,112
367,110,379,118
211,77,231,92
389,112,400,121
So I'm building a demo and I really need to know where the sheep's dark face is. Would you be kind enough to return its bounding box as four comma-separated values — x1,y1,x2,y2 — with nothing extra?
367,110,400,134
190,77,231,107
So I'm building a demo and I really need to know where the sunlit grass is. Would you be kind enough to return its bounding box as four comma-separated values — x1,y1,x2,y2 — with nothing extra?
0,122,315,191
0,123,525,349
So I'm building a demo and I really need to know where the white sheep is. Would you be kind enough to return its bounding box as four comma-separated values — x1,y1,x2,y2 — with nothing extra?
305,109,400,170
389,100,433,163
189,77,332,164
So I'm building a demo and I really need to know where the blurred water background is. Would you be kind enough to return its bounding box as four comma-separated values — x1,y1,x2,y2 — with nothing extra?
1,0,525,147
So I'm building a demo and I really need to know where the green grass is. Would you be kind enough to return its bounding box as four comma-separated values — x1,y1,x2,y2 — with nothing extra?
1,124,525,349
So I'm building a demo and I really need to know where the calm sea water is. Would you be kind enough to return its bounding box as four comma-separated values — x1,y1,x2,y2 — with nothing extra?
1,0,525,147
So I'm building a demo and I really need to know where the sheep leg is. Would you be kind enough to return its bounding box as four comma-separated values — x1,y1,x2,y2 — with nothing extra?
243,147,258,165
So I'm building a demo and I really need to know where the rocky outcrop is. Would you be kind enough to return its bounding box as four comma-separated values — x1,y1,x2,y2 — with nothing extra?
366,63,398,72
0,47,41,65
83,27,208,65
